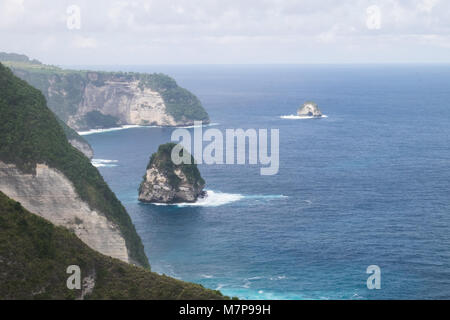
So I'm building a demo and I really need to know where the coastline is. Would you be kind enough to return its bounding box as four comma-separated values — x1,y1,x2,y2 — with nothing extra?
280,115,328,120
78,122,219,136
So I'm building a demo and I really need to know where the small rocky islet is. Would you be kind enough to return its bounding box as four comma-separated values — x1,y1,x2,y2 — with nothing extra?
138,143,207,204
297,102,324,118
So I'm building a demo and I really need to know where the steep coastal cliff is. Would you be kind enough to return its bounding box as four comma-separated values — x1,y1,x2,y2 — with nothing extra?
0,60,224,300
59,118,94,158
1,53,209,131
0,162,128,262
0,63,148,267
0,192,225,299
0,53,94,157
139,143,206,204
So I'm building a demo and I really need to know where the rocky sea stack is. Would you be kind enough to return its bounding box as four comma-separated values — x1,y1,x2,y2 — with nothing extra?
297,102,323,118
138,143,206,204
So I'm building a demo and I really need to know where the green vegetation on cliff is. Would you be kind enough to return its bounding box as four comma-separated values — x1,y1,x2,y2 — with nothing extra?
83,111,120,129
0,63,148,268
141,143,205,192
0,54,92,153
0,192,225,300
138,73,209,122
0,52,42,65
1,53,210,127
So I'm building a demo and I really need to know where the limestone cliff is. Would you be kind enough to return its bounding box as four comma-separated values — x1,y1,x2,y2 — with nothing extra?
0,63,149,268
0,161,128,262
57,118,94,158
0,61,227,300
297,101,323,117
2,54,210,131
67,78,179,130
69,138,94,159
139,143,206,204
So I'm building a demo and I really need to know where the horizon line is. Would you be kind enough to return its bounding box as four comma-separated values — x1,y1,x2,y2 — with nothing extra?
61,62,450,67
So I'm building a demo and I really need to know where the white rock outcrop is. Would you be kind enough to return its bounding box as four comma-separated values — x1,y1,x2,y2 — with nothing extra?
69,139,94,159
0,161,129,263
139,167,206,204
297,102,323,117
68,81,179,130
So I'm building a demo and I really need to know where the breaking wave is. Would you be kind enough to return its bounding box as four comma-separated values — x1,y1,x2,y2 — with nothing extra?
91,159,119,167
280,114,328,120
152,190,244,207
177,123,220,129
78,123,219,136
150,190,288,207
78,125,145,136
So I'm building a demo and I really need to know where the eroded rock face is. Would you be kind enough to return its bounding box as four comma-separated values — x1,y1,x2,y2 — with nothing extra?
0,161,129,263
68,81,179,130
138,143,206,204
10,67,210,131
69,139,94,159
297,102,323,117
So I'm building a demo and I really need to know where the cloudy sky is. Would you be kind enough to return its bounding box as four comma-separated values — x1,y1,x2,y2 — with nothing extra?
1,0,449,65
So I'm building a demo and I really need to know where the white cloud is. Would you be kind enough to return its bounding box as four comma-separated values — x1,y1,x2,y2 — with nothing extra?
1,0,450,64
72,35,98,49
417,0,439,13
0,0,25,28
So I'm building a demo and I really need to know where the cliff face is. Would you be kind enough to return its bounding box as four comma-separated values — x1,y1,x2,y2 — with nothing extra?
0,62,226,300
3,56,209,131
139,143,206,204
139,166,206,203
67,79,178,130
57,117,94,158
0,162,128,262
0,63,149,268
68,138,94,159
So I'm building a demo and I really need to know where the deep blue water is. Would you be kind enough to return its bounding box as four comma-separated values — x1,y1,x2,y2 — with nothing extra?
83,65,450,300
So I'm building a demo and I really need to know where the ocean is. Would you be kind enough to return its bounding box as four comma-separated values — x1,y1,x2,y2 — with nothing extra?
81,64,450,300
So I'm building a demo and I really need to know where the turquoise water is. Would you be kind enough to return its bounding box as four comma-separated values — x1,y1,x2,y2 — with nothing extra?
84,65,450,299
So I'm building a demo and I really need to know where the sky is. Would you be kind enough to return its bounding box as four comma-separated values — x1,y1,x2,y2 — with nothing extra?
1,0,449,65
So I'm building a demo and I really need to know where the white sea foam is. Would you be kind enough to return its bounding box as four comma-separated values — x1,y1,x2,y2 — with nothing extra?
78,125,146,136
247,276,263,281
78,123,219,136
280,114,328,120
244,194,288,200
269,275,287,281
152,190,244,207
177,122,220,129
150,190,288,207
91,159,119,167
215,284,226,290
